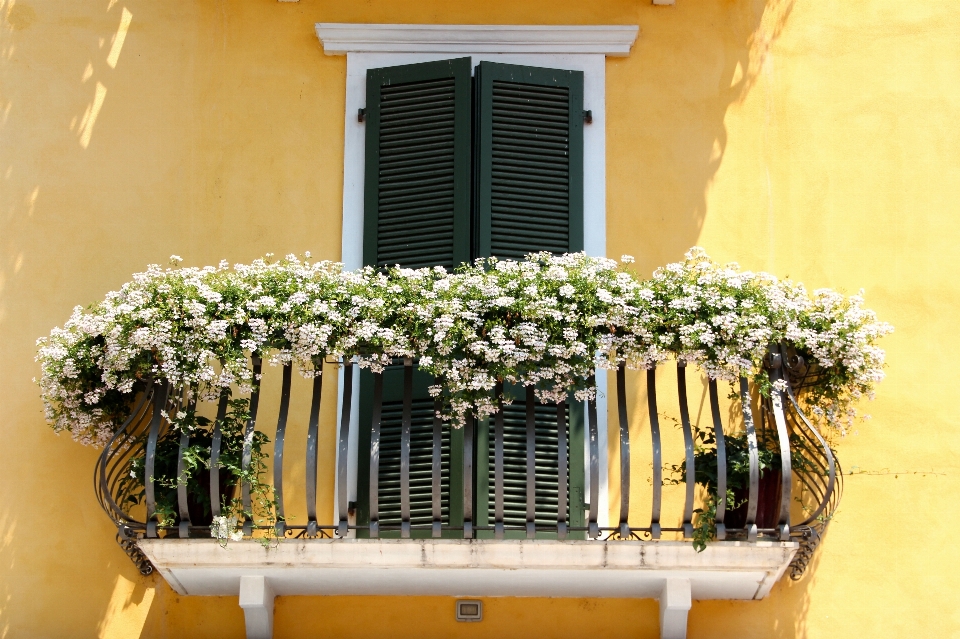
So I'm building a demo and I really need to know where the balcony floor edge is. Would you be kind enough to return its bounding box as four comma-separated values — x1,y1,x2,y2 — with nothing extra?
138,538,797,601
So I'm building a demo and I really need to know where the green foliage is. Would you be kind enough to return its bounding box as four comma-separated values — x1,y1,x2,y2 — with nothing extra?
667,411,822,552
37,249,892,447
121,397,279,544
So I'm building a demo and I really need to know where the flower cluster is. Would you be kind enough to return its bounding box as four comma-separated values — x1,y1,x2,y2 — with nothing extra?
210,516,244,543
410,252,653,419
36,249,892,445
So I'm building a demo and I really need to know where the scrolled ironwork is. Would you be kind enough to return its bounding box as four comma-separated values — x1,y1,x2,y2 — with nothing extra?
116,530,154,576
90,346,841,585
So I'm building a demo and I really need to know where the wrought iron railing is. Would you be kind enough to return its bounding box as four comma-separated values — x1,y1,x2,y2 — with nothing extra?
95,343,840,579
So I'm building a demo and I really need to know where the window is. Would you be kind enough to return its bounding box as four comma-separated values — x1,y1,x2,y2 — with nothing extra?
316,24,642,535
355,57,586,538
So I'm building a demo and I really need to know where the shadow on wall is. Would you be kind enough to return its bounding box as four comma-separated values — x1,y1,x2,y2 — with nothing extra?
0,0,814,637
609,0,795,277
0,1,180,638
690,529,830,639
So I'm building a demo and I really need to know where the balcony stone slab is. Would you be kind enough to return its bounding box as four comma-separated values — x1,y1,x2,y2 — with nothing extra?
140,538,797,600
140,538,797,639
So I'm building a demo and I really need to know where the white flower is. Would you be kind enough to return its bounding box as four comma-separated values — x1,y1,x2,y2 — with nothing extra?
35,248,890,444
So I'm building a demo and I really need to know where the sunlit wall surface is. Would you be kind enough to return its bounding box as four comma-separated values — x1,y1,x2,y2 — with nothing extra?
1,1,958,637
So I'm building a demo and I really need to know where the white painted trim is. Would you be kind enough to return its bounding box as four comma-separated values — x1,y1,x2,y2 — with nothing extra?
337,50,610,528
660,578,692,639
316,24,639,56
239,575,275,639
140,538,799,601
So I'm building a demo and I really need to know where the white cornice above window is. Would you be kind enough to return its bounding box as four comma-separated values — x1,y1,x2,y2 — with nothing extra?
315,23,639,56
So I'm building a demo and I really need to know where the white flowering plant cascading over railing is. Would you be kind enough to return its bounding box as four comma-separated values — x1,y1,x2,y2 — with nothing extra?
37,248,892,448
36,248,891,551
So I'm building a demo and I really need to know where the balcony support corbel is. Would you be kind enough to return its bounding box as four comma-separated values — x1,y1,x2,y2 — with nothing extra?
239,575,275,639
659,578,691,639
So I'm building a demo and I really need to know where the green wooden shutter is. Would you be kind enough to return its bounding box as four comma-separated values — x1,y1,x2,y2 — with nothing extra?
363,57,472,269
472,63,587,539
358,58,471,538
475,384,585,539
474,61,584,260
357,364,464,538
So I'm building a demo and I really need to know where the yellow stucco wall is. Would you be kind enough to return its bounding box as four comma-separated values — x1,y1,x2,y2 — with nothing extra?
1,0,958,637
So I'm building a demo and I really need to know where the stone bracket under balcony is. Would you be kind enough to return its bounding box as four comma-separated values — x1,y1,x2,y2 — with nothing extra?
139,538,798,639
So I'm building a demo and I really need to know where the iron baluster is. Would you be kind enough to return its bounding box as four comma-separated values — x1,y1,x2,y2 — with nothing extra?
647,369,662,540
709,379,727,540
176,427,191,538
144,383,170,538
556,399,568,540
273,363,292,537
784,384,838,526
432,386,443,538
525,385,537,539
677,362,695,540
740,376,760,542
241,356,263,536
336,359,353,538
210,388,230,520
305,365,323,538
95,387,153,526
587,374,599,539
766,347,793,541
368,370,384,538
616,365,630,539
462,415,474,539
494,382,505,540
400,357,413,539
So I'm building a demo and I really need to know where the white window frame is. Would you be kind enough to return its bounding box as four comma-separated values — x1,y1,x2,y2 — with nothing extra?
315,24,639,532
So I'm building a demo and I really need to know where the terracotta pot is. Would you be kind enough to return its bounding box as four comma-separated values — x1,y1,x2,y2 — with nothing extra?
723,469,783,530
184,469,238,527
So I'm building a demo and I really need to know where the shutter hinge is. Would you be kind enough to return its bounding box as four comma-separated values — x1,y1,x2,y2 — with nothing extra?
358,108,366,123
583,110,593,124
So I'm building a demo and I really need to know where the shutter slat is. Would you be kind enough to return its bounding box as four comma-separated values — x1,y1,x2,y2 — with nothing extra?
378,395,451,527
487,399,571,527
365,58,470,271
489,154,569,171
380,130,454,146
380,143,454,159
492,82,571,97
492,172,569,187
476,63,582,264
379,197,454,215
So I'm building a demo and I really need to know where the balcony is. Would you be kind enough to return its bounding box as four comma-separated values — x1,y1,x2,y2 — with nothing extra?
96,347,839,639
